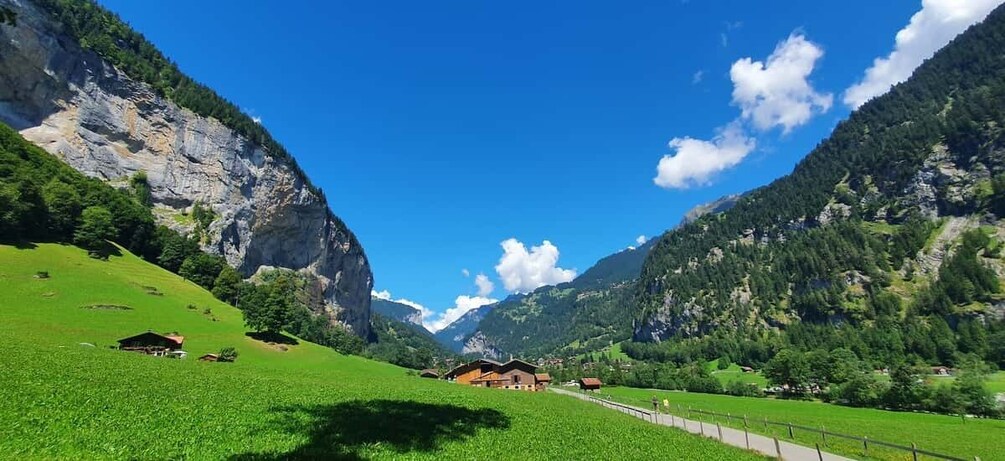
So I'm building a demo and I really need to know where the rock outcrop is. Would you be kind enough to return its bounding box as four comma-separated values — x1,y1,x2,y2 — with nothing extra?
0,0,372,336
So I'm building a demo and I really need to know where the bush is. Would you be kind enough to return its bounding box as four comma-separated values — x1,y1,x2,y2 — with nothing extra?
725,380,762,397
34,271,49,279
217,347,238,363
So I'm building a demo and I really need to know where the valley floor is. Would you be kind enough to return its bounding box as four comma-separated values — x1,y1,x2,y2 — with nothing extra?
0,243,763,460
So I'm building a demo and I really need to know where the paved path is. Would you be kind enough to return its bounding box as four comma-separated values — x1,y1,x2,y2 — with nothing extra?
551,387,853,461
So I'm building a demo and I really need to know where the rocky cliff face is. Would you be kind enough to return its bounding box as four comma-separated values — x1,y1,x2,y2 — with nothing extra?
0,0,372,336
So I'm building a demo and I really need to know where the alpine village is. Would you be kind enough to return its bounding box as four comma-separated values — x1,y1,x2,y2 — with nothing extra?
2,1,1005,460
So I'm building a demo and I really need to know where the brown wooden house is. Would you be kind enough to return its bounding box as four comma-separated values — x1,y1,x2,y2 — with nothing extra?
419,369,439,379
534,373,552,391
444,358,549,391
117,331,184,357
198,353,219,362
579,377,602,391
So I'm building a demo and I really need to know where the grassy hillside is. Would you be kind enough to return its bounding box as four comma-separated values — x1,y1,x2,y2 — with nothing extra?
0,243,762,460
603,386,1005,461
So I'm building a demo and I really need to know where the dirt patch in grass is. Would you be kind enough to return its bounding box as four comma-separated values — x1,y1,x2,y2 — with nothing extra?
81,304,133,311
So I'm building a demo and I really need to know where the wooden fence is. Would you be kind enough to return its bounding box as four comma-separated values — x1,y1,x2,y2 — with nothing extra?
578,391,982,461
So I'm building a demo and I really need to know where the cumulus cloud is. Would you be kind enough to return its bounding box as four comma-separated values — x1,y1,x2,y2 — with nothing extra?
844,0,1003,109
654,121,756,189
494,238,576,293
636,235,648,246
730,33,832,133
424,295,498,332
461,268,470,277
474,273,495,297
371,289,392,300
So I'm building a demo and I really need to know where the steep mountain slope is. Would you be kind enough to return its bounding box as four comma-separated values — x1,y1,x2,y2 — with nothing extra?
366,313,454,369
634,4,1005,361
445,195,743,359
371,297,424,327
0,0,372,335
434,303,499,353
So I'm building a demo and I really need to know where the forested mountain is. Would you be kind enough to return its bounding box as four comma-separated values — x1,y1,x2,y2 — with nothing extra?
365,314,455,369
631,4,1005,371
371,297,424,328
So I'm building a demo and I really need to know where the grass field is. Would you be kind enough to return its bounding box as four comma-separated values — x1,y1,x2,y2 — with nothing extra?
601,386,1005,461
708,361,770,388
0,243,764,460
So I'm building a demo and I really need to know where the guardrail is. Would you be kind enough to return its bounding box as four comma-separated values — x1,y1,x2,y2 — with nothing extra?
683,406,971,461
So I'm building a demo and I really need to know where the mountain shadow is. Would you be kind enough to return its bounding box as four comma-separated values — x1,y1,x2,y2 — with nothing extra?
229,399,510,460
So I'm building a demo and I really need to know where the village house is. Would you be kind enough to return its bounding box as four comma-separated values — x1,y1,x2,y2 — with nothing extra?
419,369,439,379
117,331,185,357
198,353,219,362
578,377,602,392
444,358,550,391
534,373,552,391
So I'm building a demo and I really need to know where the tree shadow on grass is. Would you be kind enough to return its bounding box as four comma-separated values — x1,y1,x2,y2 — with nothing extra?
245,331,299,345
229,399,510,460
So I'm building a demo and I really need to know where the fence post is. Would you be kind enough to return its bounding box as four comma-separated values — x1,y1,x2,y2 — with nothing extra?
717,423,723,441
743,414,748,428
744,426,749,449
820,425,826,445
863,436,868,457
774,437,782,461
764,417,768,430
683,416,688,431
815,443,823,461
788,423,794,439
670,413,675,426
699,420,705,436
911,442,919,461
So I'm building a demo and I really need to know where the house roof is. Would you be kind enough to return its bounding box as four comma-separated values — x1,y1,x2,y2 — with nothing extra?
580,377,602,386
419,369,439,376
500,359,538,372
535,373,552,382
443,358,503,378
200,353,219,358
117,331,184,347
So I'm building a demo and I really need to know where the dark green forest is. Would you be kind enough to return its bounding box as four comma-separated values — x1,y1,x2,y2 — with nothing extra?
631,2,1005,371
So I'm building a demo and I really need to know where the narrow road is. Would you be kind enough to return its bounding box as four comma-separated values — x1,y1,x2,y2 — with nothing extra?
551,387,853,461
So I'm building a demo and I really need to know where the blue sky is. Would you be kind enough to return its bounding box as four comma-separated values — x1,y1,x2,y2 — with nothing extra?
98,0,1002,331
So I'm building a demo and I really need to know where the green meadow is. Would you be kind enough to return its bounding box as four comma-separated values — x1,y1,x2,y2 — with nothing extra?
0,243,764,460
602,385,1005,461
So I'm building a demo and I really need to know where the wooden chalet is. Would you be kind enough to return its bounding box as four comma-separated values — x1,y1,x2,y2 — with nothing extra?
534,373,552,391
117,331,184,357
579,377,602,391
419,369,439,379
198,353,219,362
444,358,549,391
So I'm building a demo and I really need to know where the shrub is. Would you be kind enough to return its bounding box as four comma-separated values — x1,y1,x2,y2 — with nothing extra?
34,271,49,279
217,347,238,363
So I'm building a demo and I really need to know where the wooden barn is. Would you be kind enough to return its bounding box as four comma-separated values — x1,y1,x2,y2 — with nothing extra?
117,331,184,357
534,373,552,391
198,353,219,362
419,369,439,379
579,377,602,391
444,358,550,391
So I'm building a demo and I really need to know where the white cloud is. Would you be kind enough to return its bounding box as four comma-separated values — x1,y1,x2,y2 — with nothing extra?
252,116,262,124
475,273,495,297
730,33,832,133
494,238,576,293
371,289,392,300
654,121,756,189
461,268,470,277
844,0,1003,109
692,70,705,84
636,235,648,246
424,295,497,332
